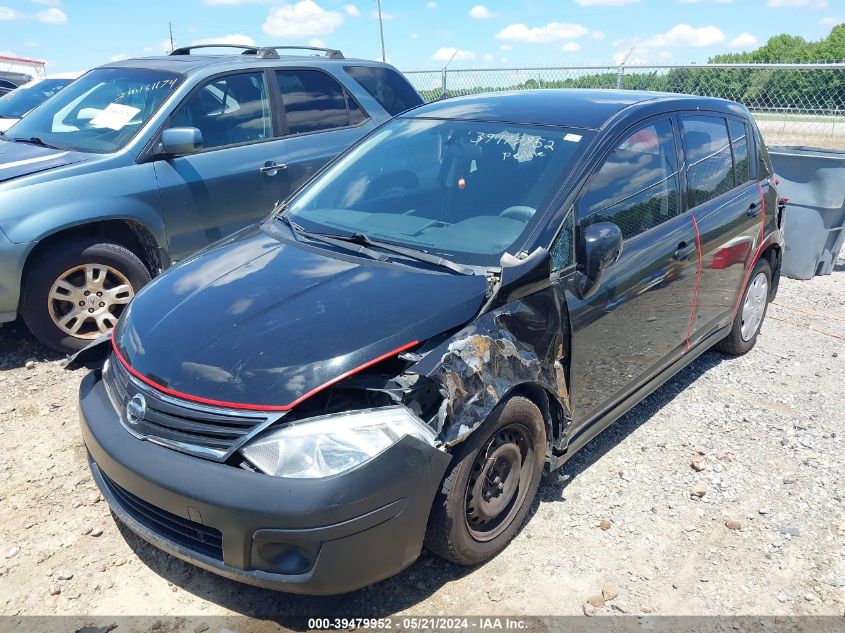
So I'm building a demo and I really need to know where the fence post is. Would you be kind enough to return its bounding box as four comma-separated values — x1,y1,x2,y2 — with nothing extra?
441,69,447,99
616,64,625,89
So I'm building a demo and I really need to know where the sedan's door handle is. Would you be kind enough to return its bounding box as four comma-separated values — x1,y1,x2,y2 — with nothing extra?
673,241,696,261
747,202,761,217
260,161,286,176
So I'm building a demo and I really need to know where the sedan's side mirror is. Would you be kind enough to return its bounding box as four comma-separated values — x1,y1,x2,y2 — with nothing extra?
158,127,203,156
577,221,623,298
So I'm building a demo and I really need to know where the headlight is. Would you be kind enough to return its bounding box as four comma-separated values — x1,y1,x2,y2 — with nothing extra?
240,406,437,479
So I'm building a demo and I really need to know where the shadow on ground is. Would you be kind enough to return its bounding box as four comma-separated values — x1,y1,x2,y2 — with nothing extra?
0,319,64,370
117,349,729,625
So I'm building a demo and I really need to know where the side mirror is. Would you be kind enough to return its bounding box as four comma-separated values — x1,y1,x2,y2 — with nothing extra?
577,221,622,298
158,127,203,156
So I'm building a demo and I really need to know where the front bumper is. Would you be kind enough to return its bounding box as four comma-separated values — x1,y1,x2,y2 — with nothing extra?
79,369,452,595
0,230,31,323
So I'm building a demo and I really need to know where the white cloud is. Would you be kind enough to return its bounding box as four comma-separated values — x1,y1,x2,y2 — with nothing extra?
343,3,359,16
575,0,639,5
36,7,67,23
730,32,758,48
820,15,843,24
562,42,581,52
431,46,475,62
308,37,325,47
496,22,589,43
426,1,437,7
767,0,827,7
591,30,605,39
262,0,343,37
469,5,496,18
31,0,62,5
642,23,725,48
109,54,130,62
192,33,256,46
0,6,20,20
500,43,512,51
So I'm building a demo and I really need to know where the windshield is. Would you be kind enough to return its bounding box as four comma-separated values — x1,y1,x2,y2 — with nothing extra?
0,79,73,119
286,118,590,266
3,68,181,153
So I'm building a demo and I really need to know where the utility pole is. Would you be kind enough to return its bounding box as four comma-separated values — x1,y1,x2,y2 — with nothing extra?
169,22,175,54
376,0,386,62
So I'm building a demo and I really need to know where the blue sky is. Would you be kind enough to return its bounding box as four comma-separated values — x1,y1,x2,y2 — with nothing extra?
0,0,842,73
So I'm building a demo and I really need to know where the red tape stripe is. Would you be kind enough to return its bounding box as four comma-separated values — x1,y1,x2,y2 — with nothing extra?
110,333,419,412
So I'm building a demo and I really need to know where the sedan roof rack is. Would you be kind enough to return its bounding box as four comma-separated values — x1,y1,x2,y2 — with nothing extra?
169,44,344,60
170,44,280,59
264,46,345,59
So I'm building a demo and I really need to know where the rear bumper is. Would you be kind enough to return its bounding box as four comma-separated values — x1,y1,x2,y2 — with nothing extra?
79,369,452,595
0,230,30,322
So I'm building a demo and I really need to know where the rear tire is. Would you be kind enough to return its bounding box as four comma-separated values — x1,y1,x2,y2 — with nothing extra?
716,258,771,356
21,238,151,354
425,396,546,565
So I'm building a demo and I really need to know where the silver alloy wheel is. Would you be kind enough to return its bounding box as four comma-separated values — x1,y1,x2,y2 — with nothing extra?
740,271,768,342
47,263,134,339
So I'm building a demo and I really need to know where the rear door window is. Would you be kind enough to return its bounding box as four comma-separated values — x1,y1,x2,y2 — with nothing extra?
344,65,423,116
579,119,681,240
275,69,366,135
681,116,735,208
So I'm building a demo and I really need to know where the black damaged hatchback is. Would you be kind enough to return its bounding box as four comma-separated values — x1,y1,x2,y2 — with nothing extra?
79,90,785,595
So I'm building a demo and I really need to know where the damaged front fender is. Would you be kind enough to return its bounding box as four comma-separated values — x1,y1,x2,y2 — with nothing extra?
406,288,572,449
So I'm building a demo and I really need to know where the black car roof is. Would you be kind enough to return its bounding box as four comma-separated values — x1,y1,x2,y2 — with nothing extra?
404,89,742,130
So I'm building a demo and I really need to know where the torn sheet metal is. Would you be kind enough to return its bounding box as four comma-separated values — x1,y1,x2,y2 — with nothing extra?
407,290,572,446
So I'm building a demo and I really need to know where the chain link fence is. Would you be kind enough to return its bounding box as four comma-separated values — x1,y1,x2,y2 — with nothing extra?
403,63,845,149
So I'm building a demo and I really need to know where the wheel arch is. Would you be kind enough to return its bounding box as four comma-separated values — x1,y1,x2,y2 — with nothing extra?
760,242,782,300
497,382,570,469
21,219,164,284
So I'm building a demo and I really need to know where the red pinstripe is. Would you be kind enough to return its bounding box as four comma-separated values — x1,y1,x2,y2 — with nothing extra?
110,333,419,412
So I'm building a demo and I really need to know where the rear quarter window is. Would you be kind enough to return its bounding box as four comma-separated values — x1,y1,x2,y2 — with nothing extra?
344,66,423,116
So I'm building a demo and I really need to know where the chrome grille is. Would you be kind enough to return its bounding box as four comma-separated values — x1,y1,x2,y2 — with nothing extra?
103,354,282,461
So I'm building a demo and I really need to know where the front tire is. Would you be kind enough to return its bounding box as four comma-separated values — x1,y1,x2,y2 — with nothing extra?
716,258,771,356
425,396,546,565
21,238,151,353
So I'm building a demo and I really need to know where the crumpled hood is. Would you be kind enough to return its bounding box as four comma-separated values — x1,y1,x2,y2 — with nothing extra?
0,139,95,183
115,224,488,408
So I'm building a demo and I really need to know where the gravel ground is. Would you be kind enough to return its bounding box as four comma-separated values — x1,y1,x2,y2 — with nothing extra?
0,262,843,625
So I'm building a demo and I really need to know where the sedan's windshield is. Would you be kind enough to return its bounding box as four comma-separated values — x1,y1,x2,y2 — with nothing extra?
0,78,72,119
3,68,181,153
286,118,590,267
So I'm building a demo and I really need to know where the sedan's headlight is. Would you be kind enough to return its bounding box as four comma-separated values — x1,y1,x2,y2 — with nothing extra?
240,406,437,479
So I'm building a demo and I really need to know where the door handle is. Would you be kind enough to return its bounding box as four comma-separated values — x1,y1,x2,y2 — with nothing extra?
260,162,287,176
673,241,696,261
747,202,761,217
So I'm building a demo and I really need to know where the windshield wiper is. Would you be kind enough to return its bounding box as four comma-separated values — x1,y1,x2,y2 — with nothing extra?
9,136,64,150
302,230,475,276
277,216,390,264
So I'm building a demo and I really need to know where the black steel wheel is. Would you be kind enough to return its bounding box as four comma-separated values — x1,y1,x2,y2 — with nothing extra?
426,396,546,565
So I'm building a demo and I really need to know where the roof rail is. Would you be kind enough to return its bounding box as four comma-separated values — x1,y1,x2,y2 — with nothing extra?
169,44,280,59
263,46,344,59
169,44,344,60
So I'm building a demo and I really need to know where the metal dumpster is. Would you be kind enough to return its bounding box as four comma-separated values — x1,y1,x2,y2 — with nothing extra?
769,146,845,280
